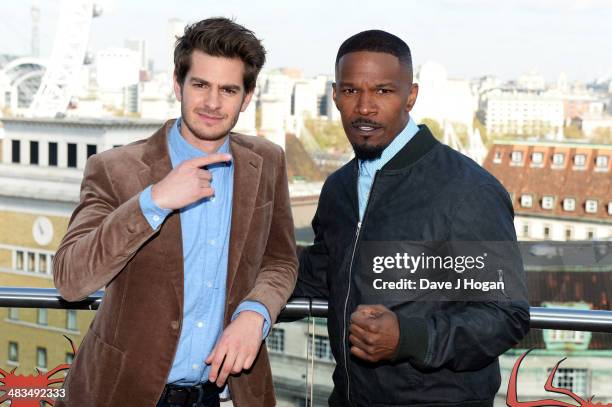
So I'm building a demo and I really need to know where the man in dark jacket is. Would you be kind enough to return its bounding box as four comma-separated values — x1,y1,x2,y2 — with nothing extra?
294,30,530,406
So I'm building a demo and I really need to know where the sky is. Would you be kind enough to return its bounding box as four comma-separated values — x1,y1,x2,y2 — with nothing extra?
0,0,611,83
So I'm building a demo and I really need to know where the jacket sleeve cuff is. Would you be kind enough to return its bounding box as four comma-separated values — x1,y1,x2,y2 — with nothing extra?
392,314,429,366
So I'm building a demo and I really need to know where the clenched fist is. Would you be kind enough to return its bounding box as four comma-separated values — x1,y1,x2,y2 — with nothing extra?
349,304,400,363
151,153,232,210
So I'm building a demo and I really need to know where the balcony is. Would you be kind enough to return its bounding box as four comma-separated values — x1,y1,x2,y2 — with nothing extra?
1,288,611,406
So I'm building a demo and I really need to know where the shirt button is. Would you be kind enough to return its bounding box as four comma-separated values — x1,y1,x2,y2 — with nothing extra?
207,239,216,246
206,281,213,288
197,321,204,328
192,364,199,370
153,215,160,222
210,196,216,202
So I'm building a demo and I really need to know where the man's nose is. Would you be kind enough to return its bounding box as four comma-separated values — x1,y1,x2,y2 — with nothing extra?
204,88,221,111
356,92,377,116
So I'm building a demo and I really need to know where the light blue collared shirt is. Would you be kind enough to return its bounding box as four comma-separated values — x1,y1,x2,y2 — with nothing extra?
139,119,271,385
358,118,420,220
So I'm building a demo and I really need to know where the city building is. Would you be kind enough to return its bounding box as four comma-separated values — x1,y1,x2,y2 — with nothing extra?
411,61,477,134
485,90,564,137
483,140,612,241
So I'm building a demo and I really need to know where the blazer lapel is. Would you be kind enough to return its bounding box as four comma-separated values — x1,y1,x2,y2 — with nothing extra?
226,134,263,300
138,120,184,311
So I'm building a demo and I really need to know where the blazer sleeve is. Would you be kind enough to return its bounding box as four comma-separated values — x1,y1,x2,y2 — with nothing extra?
393,183,530,371
53,154,159,301
242,146,298,324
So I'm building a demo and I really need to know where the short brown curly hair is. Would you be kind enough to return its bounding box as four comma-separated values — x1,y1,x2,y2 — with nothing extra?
174,17,266,93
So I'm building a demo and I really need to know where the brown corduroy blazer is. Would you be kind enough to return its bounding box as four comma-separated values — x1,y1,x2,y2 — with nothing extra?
53,120,298,407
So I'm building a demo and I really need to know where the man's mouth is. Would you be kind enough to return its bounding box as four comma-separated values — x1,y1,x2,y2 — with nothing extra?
351,120,383,134
197,112,224,124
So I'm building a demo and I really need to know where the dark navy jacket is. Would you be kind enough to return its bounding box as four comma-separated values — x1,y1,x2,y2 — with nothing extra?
295,125,530,407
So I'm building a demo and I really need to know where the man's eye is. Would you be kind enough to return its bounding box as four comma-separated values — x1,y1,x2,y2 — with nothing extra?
377,89,391,94
222,88,237,95
343,89,357,94
193,83,205,88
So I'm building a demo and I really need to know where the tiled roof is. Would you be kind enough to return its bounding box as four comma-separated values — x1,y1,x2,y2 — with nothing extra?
483,141,612,223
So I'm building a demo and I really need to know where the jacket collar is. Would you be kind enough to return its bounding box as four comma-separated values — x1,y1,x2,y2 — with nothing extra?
382,124,440,171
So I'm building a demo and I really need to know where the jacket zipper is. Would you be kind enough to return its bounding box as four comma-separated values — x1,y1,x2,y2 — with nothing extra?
342,170,378,405
498,269,510,299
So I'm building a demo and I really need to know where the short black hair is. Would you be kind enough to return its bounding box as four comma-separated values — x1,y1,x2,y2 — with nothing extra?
335,29,412,75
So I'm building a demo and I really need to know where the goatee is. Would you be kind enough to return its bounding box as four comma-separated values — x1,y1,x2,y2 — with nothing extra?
351,142,386,161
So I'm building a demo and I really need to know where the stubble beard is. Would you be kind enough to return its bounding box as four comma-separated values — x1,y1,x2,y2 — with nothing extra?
180,103,241,142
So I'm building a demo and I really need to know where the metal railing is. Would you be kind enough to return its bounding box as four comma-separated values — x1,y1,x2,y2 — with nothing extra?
1,287,611,333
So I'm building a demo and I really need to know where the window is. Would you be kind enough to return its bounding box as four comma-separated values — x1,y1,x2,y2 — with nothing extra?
66,353,74,364
267,328,284,353
67,143,77,168
15,250,24,270
8,342,18,362
8,308,19,320
11,140,20,163
66,310,78,331
37,308,48,325
493,151,502,163
587,229,595,240
609,202,612,215
86,144,97,158
27,252,36,272
542,196,554,210
30,141,39,165
549,368,588,398
585,200,598,214
543,225,551,239
532,152,543,164
520,194,533,208
563,198,576,211
36,347,47,369
573,154,586,167
595,155,608,168
552,153,564,165
565,227,573,241
39,253,48,274
48,142,58,166
511,151,523,163
522,223,529,238
308,335,334,361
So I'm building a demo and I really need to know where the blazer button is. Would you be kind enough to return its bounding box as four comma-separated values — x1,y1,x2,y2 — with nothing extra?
170,321,179,330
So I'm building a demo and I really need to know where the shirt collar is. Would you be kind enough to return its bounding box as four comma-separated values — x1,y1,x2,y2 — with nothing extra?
169,118,230,166
359,116,420,173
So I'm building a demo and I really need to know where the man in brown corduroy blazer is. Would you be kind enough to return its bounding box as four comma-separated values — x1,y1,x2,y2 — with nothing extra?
53,18,297,407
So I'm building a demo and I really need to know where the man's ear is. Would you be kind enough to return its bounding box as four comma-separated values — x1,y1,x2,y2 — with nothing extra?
332,82,338,108
240,90,254,112
173,74,183,102
405,83,419,112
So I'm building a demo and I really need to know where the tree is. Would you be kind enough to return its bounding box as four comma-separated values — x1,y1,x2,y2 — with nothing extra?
420,118,443,140
592,127,612,144
564,124,584,140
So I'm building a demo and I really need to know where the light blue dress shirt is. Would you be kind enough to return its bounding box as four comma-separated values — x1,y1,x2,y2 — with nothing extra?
139,118,271,385
358,117,420,220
